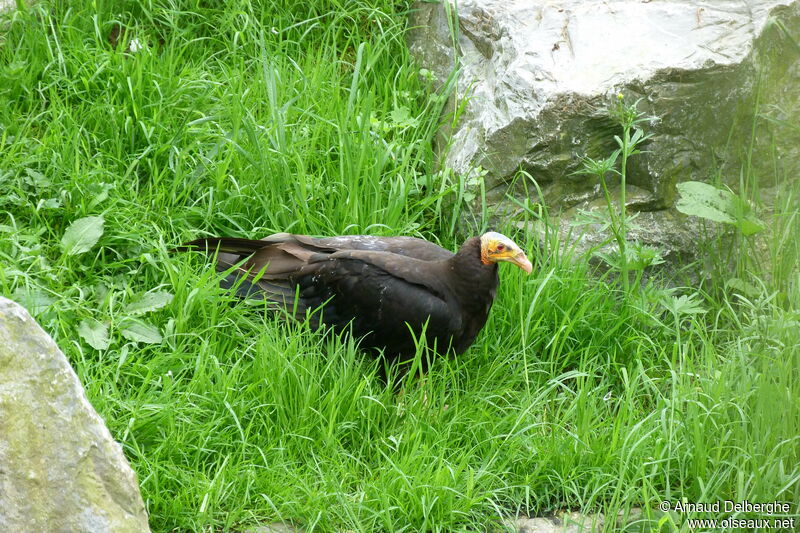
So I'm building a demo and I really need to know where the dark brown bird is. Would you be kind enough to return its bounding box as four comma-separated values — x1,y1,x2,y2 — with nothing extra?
179,232,531,368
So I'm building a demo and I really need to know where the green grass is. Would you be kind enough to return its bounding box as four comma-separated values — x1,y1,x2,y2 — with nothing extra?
1,1,799,531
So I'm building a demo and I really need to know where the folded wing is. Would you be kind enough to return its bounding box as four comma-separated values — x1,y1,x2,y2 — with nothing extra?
181,234,462,360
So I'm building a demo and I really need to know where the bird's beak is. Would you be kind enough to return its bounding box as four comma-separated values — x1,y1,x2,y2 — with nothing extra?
510,252,533,274
496,250,532,274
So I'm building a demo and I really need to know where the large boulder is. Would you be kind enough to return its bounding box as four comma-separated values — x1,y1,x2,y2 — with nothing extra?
409,0,800,267
0,297,150,532
0,0,28,13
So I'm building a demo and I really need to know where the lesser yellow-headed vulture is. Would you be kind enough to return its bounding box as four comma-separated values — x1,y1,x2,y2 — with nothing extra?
180,232,531,367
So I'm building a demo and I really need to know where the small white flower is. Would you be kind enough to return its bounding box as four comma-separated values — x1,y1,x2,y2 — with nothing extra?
128,38,143,53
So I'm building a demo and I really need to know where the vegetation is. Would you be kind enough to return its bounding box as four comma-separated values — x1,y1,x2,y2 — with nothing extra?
1,1,798,531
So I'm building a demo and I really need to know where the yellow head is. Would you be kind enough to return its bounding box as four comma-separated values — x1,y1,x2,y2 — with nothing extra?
479,232,532,274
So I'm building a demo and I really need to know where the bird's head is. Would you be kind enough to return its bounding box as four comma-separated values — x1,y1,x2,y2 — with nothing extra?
479,232,532,274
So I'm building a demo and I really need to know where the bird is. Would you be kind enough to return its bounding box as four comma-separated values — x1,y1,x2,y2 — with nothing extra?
178,231,531,369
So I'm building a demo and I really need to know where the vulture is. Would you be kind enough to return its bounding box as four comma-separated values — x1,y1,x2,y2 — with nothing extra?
179,232,531,368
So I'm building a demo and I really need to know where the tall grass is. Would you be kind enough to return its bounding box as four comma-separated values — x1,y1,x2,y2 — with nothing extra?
1,1,798,531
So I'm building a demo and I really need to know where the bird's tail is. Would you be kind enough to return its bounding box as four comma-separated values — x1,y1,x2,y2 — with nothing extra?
172,237,270,255
174,236,317,321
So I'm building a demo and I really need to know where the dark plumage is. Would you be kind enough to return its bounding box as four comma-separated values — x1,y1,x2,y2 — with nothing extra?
178,232,531,368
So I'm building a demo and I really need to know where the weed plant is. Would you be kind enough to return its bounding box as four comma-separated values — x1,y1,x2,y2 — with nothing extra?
0,1,798,532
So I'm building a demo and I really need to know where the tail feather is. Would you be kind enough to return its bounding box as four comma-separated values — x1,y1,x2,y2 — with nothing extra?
219,273,267,300
219,273,313,318
174,237,270,255
176,235,321,322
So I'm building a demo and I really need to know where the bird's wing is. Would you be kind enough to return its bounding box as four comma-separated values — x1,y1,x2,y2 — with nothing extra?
179,237,463,347
261,233,455,261
292,253,462,356
182,233,454,264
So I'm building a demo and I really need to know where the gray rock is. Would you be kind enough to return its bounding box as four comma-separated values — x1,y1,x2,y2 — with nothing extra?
511,512,605,533
507,508,646,532
0,297,150,532
409,0,800,268
0,0,27,12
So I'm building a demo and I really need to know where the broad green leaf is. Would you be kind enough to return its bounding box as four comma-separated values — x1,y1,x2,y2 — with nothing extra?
78,318,110,350
675,181,737,224
665,294,706,316
87,182,113,210
730,195,766,236
739,215,765,236
38,198,61,210
24,168,51,188
61,216,105,256
125,291,174,316
725,278,760,298
389,105,418,128
12,288,55,314
120,319,163,344
675,181,764,235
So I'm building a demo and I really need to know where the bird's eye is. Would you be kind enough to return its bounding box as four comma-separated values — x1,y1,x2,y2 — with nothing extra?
496,243,505,251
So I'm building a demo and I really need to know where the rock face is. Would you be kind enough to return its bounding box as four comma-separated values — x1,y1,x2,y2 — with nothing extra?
0,298,150,532
409,0,800,266
509,508,649,532
0,0,26,13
